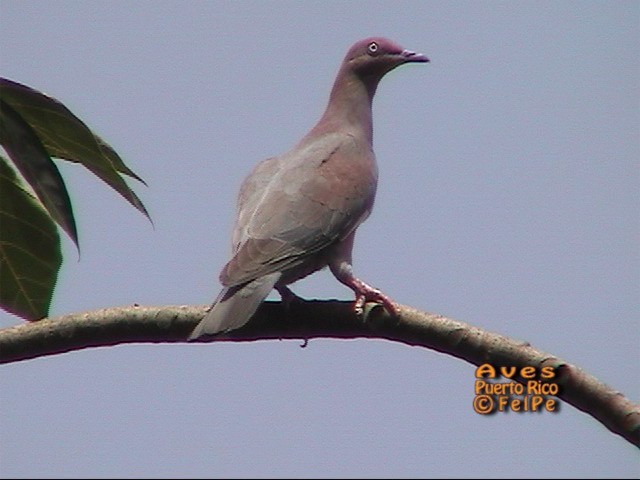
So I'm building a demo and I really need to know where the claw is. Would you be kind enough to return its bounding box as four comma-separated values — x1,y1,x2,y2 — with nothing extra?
329,258,398,317
347,278,397,317
354,294,366,316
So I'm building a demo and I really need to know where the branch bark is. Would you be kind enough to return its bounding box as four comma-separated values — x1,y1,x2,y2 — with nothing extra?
1,300,638,448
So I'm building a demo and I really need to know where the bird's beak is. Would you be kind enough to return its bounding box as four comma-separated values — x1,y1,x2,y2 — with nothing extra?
401,49,429,63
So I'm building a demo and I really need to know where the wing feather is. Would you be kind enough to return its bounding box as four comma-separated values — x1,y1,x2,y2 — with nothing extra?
221,132,377,287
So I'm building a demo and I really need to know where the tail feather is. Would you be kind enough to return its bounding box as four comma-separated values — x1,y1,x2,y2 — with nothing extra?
189,272,281,340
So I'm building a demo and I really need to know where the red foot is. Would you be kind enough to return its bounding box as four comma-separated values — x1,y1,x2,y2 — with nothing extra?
348,277,398,317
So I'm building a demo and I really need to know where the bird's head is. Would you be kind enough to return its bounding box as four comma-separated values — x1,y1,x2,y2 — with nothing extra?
345,37,429,80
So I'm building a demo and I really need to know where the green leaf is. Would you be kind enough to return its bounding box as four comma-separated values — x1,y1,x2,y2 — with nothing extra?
0,99,78,248
0,78,150,221
0,155,61,321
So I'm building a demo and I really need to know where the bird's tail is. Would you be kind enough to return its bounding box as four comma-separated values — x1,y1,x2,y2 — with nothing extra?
188,272,281,340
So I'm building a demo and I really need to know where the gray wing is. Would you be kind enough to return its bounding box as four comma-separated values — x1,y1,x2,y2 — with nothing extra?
221,132,378,287
231,155,281,253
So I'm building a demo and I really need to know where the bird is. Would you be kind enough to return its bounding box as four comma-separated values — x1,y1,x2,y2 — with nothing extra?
189,37,428,340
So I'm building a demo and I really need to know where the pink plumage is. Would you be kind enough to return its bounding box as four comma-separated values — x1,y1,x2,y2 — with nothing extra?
189,38,428,340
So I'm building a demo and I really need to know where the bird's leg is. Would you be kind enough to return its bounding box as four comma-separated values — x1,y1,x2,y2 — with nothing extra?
329,260,398,317
276,285,304,310
277,285,310,347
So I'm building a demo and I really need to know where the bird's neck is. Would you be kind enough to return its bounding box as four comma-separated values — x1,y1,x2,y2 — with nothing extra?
312,68,377,145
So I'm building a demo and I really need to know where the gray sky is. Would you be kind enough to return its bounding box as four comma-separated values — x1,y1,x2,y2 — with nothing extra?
1,1,638,478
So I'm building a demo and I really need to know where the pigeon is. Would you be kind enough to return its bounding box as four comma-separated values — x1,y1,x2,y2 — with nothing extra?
189,37,428,340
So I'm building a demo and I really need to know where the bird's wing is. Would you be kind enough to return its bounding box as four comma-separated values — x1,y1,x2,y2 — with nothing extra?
231,155,281,253
221,132,377,287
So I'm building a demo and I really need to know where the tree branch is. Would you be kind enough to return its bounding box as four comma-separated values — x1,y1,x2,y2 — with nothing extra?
1,300,638,448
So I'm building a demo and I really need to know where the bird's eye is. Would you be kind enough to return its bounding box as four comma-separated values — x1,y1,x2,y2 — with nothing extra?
367,42,379,54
